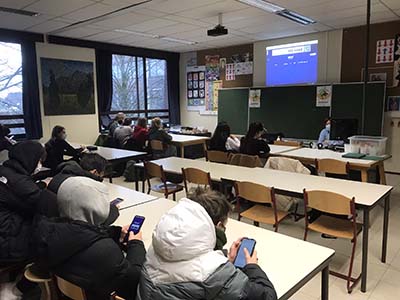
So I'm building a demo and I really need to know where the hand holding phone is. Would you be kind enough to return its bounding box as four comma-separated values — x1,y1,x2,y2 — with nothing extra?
124,215,145,243
111,198,124,206
233,238,256,268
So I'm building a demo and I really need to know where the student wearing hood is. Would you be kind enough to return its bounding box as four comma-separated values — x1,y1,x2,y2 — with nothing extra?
136,188,277,300
35,177,145,300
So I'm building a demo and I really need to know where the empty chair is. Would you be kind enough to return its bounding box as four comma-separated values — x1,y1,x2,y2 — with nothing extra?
182,167,212,194
56,276,86,300
228,153,263,168
234,181,289,232
316,159,350,179
205,150,230,164
303,189,362,293
144,161,183,201
273,140,301,147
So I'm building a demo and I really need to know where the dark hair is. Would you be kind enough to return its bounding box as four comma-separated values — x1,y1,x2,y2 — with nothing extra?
324,118,331,125
137,117,147,128
244,122,264,140
80,153,108,173
123,118,132,126
209,121,231,151
0,124,10,138
188,187,232,225
51,125,65,139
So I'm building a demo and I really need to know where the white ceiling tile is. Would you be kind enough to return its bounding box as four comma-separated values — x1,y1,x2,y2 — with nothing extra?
175,0,249,19
25,0,94,16
84,30,129,41
382,0,400,10
143,0,219,14
0,12,52,30
202,7,268,24
162,14,214,26
91,12,152,29
59,25,104,38
147,23,199,36
123,18,178,32
27,19,70,33
64,3,116,21
0,0,39,9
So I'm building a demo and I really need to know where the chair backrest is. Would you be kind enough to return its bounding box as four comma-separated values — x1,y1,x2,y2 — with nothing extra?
144,161,165,181
316,159,349,175
235,181,274,204
228,153,262,168
182,167,212,187
303,190,355,216
150,140,164,151
274,140,301,147
56,276,86,300
205,150,230,164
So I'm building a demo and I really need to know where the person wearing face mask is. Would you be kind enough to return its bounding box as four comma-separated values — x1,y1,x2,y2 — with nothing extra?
240,122,270,157
318,118,331,144
43,125,83,173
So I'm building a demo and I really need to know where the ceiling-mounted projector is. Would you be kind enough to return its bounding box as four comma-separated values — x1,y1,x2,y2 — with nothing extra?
207,13,228,37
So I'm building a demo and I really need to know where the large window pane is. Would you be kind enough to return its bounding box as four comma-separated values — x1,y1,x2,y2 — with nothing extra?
146,58,168,110
112,54,138,111
0,42,23,116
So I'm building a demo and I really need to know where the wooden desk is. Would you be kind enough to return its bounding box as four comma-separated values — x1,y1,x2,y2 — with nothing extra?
273,148,391,184
104,182,157,210
135,157,393,293
169,134,209,158
114,198,335,300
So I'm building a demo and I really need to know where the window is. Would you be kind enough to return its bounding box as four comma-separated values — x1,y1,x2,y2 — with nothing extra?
0,41,25,136
111,54,169,121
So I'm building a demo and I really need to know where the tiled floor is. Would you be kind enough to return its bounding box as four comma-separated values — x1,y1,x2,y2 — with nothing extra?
113,173,400,300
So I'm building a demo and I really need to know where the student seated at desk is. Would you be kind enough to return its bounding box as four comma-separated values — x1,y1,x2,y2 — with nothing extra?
240,122,270,157
108,112,125,137
317,118,331,144
209,121,240,152
35,177,145,300
148,117,177,157
136,188,277,300
113,118,133,148
131,117,148,151
43,126,83,173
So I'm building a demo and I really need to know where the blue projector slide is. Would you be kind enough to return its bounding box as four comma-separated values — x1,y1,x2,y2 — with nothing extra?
266,40,318,86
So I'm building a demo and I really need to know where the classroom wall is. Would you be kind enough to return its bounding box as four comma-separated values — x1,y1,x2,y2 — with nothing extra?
36,43,99,145
253,30,343,86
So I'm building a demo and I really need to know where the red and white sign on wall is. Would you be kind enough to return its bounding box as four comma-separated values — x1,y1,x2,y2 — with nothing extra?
376,39,395,64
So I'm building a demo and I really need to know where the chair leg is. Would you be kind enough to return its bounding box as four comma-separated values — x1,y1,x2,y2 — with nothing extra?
303,227,309,241
274,222,278,232
347,239,358,293
44,282,52,300
109,176,113,184
173,193,176,201
253,221,259,227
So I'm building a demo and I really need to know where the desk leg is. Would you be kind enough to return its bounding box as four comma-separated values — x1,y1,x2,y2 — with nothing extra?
378,163,387,185
181,145,185,158
321,265,329,300
361,207,370,293
361,170,368,183
382,195,390,263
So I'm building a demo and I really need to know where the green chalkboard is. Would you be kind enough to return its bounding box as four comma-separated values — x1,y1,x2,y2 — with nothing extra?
218,89,249,135
217,83,385,139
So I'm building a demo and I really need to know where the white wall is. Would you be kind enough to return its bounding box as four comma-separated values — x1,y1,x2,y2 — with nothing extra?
180,30,343,131
253,30,343,86
36,43,99,145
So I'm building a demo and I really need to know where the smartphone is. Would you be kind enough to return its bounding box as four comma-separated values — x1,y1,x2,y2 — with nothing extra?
124,215,145,242
233,238,256,269
110,198,124,206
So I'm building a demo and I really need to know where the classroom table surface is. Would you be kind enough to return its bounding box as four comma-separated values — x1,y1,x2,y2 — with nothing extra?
71,143,146,161
169,133,209,143
137,157,393,207
269,144,300,154
114,198,335,300
104,182,158,210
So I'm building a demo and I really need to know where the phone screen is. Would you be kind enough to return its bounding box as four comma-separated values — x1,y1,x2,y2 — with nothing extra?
110,198,124,206
233,238,256,268
128,215,145,235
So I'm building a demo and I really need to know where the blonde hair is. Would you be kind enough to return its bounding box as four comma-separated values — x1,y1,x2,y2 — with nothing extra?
151,117,162,129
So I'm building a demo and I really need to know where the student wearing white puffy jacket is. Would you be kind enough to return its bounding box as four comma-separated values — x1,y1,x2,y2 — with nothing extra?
136,188,277,300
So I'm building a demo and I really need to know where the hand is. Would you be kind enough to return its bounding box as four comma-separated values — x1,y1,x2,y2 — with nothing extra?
228,238,243,263
128,231,142,241
244,248,258,265
119,225,129,243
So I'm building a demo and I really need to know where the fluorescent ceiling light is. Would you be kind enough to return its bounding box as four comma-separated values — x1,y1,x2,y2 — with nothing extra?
237,0,316,25
236,0,283,13
0,6,39,17
114,29,159,39
160,37,197,45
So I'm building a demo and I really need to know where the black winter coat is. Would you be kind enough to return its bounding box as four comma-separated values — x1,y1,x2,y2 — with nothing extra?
35,218,146,300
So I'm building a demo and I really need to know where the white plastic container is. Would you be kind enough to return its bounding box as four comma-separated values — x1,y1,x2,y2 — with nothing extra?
348,136,387,156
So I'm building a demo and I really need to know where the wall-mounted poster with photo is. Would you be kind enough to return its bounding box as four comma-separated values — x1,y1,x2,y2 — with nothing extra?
40,58,95,116
186,65,206,111
394,34,400,87
205,55,220,81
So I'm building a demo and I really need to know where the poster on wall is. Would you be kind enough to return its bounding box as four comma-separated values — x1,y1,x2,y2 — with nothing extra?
249,89,261,108
40,58,95,116
186,65,206,111
201,80,222,115
225,63,235,81
234,61,253,75
394,34,400,87
370,73,387,82
205,55,220,81
386,96,400,112
316,86,332,107
376,39,394,64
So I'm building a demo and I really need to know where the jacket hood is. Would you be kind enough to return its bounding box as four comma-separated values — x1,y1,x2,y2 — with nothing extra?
5,141,44,174
56,161,103,182
146,198,228,284
58,177,110,225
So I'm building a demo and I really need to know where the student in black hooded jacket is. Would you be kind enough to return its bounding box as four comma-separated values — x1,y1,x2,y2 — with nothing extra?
35,177,146,300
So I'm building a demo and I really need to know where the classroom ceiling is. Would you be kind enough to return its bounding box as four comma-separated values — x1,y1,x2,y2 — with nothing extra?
1,0,400,53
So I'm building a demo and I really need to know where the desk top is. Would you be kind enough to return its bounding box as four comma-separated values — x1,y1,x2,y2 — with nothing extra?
169,134,209,143
114,198,335,299
269,144,300,154
275,147,389,167
72,143,146,161
138,157,393,207
104,182,157,210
